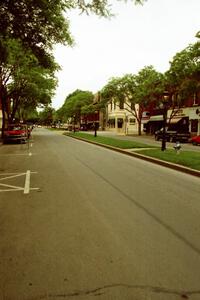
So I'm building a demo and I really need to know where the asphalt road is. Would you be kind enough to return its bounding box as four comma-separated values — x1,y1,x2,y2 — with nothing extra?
0,128,200,300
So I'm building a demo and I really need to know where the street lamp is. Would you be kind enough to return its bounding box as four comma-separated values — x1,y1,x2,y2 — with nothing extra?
94,110,98,137
73,114,76,133
161,91,170,151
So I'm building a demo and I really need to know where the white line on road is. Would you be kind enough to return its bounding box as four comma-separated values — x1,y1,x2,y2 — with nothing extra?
0,182,24,190
0,171,38,194
0,153,36,156
24,170,31,194
0,173,26,181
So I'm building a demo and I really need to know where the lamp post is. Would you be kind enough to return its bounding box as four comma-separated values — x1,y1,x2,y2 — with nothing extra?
94,110,98,137
161,91,170,151
73,115,76,133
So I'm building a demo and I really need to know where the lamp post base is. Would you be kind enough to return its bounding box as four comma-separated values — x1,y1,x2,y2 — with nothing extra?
161,140,166,151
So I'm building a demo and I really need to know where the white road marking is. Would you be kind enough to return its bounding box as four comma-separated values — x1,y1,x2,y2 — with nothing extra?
0,182,24,190
24,170,31,194
0,153,36,156
0,173,26,181
0,171,39,194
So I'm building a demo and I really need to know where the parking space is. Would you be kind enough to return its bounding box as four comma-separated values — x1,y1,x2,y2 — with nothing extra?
0,133,39,195
0,170,39,194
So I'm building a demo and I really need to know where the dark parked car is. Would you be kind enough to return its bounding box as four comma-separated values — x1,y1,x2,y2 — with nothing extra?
155,127,191,143
3,124,29,144
190,135,200,145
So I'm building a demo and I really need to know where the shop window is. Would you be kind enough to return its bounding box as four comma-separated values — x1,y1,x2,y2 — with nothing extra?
117,118,123,128
191,119,198,132
108,118,115,128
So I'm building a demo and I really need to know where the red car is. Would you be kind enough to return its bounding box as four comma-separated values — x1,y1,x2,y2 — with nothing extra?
3,124,29,144
190,135,200,145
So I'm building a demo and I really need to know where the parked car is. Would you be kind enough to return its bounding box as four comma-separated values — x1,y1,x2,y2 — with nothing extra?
3,124,29,144
189,135,200,145
155,127,191,143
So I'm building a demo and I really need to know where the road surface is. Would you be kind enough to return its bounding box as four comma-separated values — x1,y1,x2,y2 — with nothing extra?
0,128,200,300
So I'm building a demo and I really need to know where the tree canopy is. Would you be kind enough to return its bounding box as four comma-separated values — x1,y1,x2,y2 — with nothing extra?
166,38,200,103
101,66,164,134
0,0,146,136
56,90,94,124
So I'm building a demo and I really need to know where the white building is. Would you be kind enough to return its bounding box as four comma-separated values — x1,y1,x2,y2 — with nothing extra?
106,100,141,135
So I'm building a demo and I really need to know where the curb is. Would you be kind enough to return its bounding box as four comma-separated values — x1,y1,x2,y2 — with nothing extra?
65,134,200,178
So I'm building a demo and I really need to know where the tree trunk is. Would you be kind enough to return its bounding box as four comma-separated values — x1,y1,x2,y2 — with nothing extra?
0,86,8,139
138,120,142,136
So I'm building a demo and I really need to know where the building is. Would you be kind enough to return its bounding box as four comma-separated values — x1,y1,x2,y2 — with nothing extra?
106,99,140,135
143,94,200,136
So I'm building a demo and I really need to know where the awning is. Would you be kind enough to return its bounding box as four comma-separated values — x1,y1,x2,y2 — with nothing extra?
149,115,163,121
142,119,150,124
167,117,183,124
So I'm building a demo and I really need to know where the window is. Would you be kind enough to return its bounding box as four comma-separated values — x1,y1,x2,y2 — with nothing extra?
129,118,136,125
117,118,123,128
108,118,115,128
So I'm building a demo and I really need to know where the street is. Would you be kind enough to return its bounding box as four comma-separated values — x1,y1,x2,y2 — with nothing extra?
0,127,200,300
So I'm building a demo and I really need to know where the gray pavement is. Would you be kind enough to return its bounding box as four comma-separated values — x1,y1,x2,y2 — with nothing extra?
0,128,200,300
68,130,200,178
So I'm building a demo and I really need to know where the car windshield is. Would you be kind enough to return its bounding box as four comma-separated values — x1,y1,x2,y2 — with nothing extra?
7,125,26,130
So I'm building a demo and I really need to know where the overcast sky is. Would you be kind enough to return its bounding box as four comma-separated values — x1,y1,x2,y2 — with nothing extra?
52,0,200,109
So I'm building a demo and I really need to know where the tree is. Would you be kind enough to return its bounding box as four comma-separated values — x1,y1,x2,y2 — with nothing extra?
0,38,58,136
38,106,55,126
165,35,200,119
56,90,94,124
0,0,145,134
0,0,144,60
101,66,164,135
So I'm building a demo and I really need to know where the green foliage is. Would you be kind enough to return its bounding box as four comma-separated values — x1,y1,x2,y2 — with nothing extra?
0,38,57,122
134,66,164,104
38,106,56,125
101,66,164,134
66,132,155,149
166,37,200,101
0,0,146,135
137,149,200,171
56,90,94,122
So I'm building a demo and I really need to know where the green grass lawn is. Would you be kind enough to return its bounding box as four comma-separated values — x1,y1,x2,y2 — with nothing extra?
64,132,200,171
64,132,156,149
136,149,200,171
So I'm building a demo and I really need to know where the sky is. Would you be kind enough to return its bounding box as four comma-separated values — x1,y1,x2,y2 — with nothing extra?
52,0,200,109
